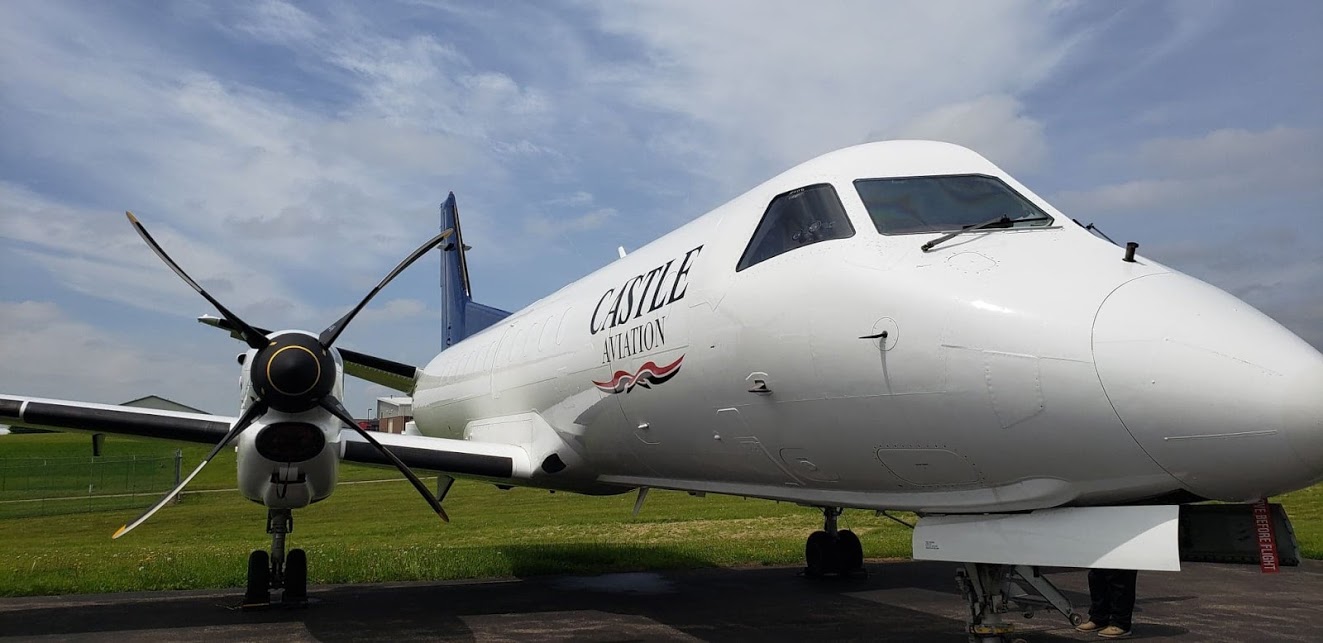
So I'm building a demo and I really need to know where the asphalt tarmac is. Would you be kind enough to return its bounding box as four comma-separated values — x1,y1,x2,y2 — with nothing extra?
1,560,1319,642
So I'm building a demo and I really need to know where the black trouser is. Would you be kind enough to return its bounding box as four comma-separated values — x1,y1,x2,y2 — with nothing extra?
1087,568,1138,630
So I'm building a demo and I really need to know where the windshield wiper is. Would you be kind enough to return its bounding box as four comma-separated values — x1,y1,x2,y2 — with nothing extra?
920,214,1052,252
1073,218,1119,246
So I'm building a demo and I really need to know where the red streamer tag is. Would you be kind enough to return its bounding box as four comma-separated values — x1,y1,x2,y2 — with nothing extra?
1252,499,1279,574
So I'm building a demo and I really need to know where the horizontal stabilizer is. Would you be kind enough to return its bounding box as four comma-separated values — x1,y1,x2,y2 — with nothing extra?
912,506,1181,571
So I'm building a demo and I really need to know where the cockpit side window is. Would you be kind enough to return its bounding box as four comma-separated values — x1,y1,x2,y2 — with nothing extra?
854,174,1052,235
736,183,855,272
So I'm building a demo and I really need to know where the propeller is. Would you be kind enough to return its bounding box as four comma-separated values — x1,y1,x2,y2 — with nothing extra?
114,401,268,539
126,212,268,350
320,396,448,521
116,211,454,537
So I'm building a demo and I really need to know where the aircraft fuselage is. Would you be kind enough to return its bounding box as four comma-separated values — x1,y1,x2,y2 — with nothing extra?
411,141,1323,514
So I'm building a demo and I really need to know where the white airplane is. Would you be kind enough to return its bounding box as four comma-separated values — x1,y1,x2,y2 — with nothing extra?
3,141,1321,642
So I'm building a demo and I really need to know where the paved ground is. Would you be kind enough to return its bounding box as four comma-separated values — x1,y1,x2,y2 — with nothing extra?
1,560,1319,642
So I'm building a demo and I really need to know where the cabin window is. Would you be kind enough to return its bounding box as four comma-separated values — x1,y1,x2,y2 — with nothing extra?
737,183,855,272
854,174,1052,235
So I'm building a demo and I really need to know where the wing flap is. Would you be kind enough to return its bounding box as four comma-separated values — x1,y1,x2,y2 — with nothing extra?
0,395,234,444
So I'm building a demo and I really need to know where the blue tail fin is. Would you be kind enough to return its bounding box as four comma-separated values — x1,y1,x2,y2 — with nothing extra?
440,193,511,349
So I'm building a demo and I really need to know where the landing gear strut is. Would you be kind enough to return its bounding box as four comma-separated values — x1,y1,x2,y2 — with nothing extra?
243,508,307,607
804,507,865,577
955,563,1083,643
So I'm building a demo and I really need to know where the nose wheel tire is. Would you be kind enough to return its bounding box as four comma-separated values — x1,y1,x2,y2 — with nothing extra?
283,548,308,604
804,524,866,577
243,509,306,609
838,529,864,573
805,530,834,576
244,550,270,606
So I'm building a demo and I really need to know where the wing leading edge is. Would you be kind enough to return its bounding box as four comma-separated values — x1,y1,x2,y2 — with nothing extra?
0,394,525,477
1,395,233,443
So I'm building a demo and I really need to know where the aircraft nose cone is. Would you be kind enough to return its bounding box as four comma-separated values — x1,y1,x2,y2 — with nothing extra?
1284,364,1323,472
1093,273,1323,501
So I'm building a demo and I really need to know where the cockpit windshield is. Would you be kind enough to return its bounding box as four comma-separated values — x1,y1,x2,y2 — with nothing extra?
853,174,1052,235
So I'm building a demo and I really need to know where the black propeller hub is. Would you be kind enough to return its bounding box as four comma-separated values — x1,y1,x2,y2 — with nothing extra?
250,333,336,413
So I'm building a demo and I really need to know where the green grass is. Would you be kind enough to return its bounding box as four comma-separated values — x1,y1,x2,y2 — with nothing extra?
0,432,1319,596
0,431,411,491
1283,482,1323,559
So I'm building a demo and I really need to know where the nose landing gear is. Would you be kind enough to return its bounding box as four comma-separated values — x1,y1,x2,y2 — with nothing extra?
955,562,1083,643
242,508,307,608
804,507,866,577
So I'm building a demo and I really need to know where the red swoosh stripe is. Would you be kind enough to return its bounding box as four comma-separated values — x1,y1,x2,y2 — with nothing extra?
593,355,684,394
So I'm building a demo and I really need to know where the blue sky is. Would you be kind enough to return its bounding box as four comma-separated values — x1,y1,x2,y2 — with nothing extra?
1,0,1320,416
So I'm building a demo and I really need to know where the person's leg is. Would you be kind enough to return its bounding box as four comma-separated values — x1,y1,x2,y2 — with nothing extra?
1108,569,1138,631
1086,568,1111,625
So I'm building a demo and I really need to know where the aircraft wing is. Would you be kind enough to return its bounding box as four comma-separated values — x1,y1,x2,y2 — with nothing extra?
336,351,417,395
338,430,528,479
197,315,418,393
0,395,234,443
0,395,527,477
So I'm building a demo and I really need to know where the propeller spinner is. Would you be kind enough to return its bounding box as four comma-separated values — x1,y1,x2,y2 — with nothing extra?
113,212,453,538
249,333,336,413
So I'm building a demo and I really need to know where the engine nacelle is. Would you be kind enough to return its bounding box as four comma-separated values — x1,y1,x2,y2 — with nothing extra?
235,414,342,508
234,345,347,508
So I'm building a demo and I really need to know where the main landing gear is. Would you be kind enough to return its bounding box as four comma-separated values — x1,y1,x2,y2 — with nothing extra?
804,507,865,577
956,563,1083,643
243,508,307,608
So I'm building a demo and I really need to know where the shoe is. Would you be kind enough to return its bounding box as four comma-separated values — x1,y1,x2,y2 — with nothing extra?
1098,625,1131,638
1075,620,1102,632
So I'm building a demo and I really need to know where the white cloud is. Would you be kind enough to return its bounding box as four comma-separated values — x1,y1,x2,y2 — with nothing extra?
524,207,617,241
0,183,314,323
0,1,547,273
550,191,594,207
587,1,1076,191
235,0,324,44
0,1,577,337
1055,127,1323,215
355,298,430,324
895,95,1048,173
0,301,234,411
1136,126,1323,179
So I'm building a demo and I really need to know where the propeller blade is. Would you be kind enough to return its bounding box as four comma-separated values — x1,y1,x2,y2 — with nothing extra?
125,212,268,350
112,401,268,539
319,396,449,522
318,228,454,347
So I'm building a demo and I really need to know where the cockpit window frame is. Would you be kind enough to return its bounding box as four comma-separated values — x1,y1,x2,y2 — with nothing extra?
852,173,1054,236
736,182,856,273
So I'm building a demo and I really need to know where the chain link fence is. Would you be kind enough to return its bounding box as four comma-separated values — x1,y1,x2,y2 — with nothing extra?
0,452,182,519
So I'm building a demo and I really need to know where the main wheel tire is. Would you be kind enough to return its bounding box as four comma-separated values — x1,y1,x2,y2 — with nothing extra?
805,530,831,576
837,529,864,573
244,550,270,605
283,548,307,603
